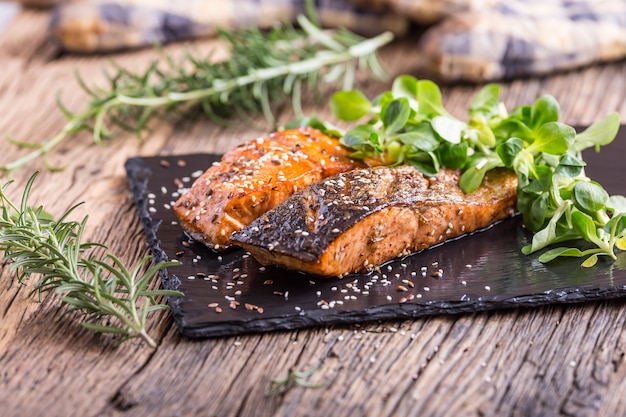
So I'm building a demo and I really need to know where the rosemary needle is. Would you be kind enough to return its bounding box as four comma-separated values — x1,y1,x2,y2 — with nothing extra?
0,172,182,347
1,15,393,175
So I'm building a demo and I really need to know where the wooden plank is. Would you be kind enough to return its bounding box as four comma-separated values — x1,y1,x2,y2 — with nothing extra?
2,7,626,417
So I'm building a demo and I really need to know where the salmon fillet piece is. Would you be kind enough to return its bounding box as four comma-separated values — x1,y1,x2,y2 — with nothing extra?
173,127,365,250
230,165,518,276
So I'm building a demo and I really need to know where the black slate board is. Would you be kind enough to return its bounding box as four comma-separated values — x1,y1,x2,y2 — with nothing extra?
126,127,626,338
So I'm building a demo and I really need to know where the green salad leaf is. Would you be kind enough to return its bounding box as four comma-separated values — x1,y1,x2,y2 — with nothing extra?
304,75,625,267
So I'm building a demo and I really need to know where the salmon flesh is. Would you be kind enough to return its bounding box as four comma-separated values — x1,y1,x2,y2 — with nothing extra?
231,165,518,276
173,127,364,250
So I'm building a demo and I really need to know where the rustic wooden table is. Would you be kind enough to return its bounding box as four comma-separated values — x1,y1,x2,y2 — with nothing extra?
2,8,626,417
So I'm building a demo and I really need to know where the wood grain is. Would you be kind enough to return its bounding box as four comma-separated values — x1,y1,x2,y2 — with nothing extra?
1,8,626,417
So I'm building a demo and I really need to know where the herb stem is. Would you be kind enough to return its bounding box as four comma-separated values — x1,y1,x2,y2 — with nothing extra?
117,31,393,108
2,122,75,173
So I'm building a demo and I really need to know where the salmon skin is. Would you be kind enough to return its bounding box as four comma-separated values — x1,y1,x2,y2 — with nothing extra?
173,127,364,250
231,165,518,277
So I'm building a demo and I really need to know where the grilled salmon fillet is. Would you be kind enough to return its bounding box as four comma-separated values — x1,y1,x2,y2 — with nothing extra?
173,127,365,250
231,165,518,276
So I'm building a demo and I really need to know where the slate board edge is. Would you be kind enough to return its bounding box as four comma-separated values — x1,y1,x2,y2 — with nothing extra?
177,285,626,338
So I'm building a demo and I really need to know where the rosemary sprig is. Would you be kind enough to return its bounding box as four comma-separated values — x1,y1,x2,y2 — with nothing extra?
0,172,182,347
1,15,393,175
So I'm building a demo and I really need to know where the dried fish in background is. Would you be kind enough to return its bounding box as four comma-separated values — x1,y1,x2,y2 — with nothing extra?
419,0,626,81
348,0,502,25
17,0,626,80
48,0,408,53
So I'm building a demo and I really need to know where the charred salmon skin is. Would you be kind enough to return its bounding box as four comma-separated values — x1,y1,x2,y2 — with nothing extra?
231,165,518,276
174,127,365,250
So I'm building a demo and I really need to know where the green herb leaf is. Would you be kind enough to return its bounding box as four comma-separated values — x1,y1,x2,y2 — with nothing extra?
581,254,599,267
496,138,524,168
391,75,418,102
573,112,620,153
458,156,501,193
530,95,560,129
407,152,440,177
330,90,372,121
555,154,586,178
416,80,449,117
437,141,468,169
607,195,626,215
431,115,465,144
382,98,411,134
469,84,501,119
538,247,584,263
523,165,553,194
341,124,380,156
396,124,439,151
571,210,599,243
527,193,550,233
572,181,609,215
528,122,576,155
